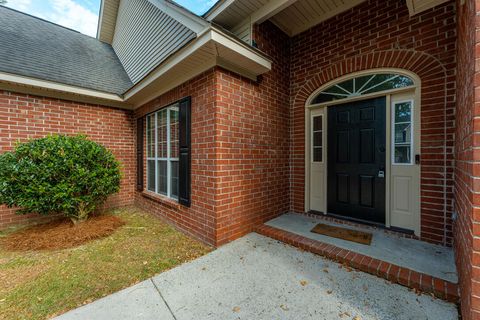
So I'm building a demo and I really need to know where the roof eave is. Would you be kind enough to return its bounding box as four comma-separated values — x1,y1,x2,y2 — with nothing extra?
0,72,133,109
123,26,272,108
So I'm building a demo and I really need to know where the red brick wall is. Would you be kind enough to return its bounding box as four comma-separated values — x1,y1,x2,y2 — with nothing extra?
134,70,218,245
214,21,290,245
134,23,291,246
0,90,135,228
288,0,456,245
455,0,478,319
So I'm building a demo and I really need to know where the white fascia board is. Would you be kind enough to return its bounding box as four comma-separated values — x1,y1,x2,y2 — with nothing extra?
250,0,298,24
0,72,124,102
210,27,271,70
204,0,235,21
148,0,209,33
96,0,105,39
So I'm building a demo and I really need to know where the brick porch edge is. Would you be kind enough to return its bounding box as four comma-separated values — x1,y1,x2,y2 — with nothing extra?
254,224,459,303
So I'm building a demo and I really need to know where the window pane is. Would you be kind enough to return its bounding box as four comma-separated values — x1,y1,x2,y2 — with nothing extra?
395,123,411,144
146,115,155,158
354,74,375,92
338,79,353,94
147,160,155,192
170,107,179,158
324,84,350,96
362,75,414,94
393,101,413,164
313,131,322,147
312,93,338,104
157,109,168,158
157,160,167,195
395,102,411,123
313,116,322,131
313,147,322,162
171,161,179,198
311,73,414,104
394,146,411,164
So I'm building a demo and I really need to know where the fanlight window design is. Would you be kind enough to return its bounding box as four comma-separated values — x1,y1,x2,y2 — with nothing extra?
311,73,414,104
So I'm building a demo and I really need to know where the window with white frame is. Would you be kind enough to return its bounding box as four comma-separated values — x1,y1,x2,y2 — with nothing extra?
392,100,413,164
312,115,323,162
146,104,179,199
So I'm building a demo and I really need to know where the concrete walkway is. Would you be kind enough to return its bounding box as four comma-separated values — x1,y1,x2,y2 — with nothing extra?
56,233,458,320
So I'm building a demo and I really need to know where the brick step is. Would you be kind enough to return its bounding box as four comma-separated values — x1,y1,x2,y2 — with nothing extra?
255,224,459,303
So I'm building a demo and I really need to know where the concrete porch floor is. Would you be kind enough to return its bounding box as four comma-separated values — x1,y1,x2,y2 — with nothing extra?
265,213,457,283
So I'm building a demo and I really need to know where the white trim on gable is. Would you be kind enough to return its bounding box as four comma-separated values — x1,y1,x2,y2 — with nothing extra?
148,0,209,34
96,0,105,39
204,0,235,21
123,26,272,108
96,0,120,43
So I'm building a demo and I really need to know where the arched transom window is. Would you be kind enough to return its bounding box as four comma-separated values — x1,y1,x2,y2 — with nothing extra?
311,73,415,104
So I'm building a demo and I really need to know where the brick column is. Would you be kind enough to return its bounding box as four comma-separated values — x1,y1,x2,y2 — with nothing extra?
455,0,480,319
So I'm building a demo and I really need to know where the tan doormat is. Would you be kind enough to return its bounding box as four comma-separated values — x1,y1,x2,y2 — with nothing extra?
311,223,373,245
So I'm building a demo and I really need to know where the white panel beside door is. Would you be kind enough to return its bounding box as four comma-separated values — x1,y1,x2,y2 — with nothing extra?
389,91,420,235
309,108,326,213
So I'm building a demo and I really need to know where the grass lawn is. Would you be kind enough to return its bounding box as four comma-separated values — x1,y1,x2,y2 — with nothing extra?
0,207,211,320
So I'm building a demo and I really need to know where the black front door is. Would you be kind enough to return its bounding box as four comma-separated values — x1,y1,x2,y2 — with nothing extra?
327,97,386,224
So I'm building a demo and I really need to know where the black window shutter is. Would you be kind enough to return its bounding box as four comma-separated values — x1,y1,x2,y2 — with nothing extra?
136,117,144,192
178,97,191,206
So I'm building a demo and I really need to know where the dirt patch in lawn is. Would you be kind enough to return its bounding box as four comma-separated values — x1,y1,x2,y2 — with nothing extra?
1,215,125,251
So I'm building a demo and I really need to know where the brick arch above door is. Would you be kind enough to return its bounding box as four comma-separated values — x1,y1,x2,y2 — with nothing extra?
290,50,454,246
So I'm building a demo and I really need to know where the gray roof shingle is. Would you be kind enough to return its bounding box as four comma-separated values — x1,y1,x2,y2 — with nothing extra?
0,6,133,95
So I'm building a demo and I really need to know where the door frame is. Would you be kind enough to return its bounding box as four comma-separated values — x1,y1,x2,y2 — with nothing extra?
304,68,421,235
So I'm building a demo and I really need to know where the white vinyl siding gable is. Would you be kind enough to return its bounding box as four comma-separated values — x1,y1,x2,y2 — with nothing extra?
112,0,197,84
231,19,252,44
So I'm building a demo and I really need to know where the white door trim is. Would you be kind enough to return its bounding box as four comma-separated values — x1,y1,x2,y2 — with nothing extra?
304,68,421,235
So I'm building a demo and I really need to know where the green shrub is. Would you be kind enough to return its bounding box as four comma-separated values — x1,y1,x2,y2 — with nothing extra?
0,135,121,224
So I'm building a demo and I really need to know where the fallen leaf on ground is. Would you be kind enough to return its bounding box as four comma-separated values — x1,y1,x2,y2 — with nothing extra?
232,306,240,312
300,280,308,286
280,304,289,311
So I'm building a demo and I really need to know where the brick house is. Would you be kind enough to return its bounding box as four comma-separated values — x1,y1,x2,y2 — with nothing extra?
0,0,479,317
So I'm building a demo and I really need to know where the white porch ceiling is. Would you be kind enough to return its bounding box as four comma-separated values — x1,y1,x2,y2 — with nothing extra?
206,0,453,38
270,0,366,36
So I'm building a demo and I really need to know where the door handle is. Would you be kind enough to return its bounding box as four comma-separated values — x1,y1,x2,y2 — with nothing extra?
378,170,385,178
